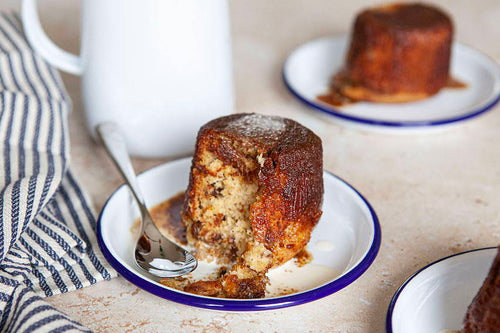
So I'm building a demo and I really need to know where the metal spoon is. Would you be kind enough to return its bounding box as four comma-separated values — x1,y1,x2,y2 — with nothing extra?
96,122,197,278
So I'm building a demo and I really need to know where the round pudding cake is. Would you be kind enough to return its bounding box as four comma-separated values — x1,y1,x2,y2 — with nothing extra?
335,3,453,103
462,247,500,332
180,113,323,298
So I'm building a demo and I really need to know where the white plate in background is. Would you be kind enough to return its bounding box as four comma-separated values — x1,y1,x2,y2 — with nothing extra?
283,36,500,133
387,247,497,332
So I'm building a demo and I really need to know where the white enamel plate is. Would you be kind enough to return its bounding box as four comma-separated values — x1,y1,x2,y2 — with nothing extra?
97,158,381,311
283,36,500,132
387,247,497,332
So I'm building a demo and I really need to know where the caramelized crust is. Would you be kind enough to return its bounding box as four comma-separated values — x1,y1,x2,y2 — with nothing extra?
184,280,224,297
222,272,268,299
337,3,453,103
462,247,500,332
181,113,323,298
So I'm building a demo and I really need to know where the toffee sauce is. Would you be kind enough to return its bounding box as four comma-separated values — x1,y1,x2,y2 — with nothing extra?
317,76,467,107
134,192,187,245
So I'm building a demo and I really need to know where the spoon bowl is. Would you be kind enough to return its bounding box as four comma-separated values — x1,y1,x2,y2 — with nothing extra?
133,209,197,277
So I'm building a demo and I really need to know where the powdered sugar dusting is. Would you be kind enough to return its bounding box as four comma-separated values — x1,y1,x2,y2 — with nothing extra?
226,114,287,137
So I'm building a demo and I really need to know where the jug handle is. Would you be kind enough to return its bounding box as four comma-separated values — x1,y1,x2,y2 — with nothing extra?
21,0,82,75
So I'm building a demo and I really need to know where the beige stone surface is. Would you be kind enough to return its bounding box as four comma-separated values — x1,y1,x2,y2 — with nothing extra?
3,0,500,332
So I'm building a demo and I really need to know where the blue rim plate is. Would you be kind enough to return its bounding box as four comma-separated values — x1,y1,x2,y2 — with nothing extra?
97,158,381,311
283,35,500,130
386,247,497,332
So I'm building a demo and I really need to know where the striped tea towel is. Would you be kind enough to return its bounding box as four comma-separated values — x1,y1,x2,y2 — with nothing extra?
0,12,116,333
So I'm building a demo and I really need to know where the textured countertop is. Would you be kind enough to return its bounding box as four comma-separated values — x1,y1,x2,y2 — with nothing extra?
3,0,500,332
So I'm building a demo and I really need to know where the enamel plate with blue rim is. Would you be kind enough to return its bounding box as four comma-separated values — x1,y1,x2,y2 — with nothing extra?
97,157,381,311
283,35,500,133
387,247,497,332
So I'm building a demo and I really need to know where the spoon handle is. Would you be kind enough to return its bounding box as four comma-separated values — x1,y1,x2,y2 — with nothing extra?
95,122,146,208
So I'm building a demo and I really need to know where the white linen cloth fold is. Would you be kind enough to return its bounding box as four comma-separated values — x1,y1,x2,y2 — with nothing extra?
0,12,115,333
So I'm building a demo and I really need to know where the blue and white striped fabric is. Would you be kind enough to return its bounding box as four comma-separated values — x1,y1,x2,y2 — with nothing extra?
0,12,115,332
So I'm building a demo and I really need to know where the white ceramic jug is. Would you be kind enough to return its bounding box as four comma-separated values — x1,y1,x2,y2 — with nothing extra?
22,0,234,158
